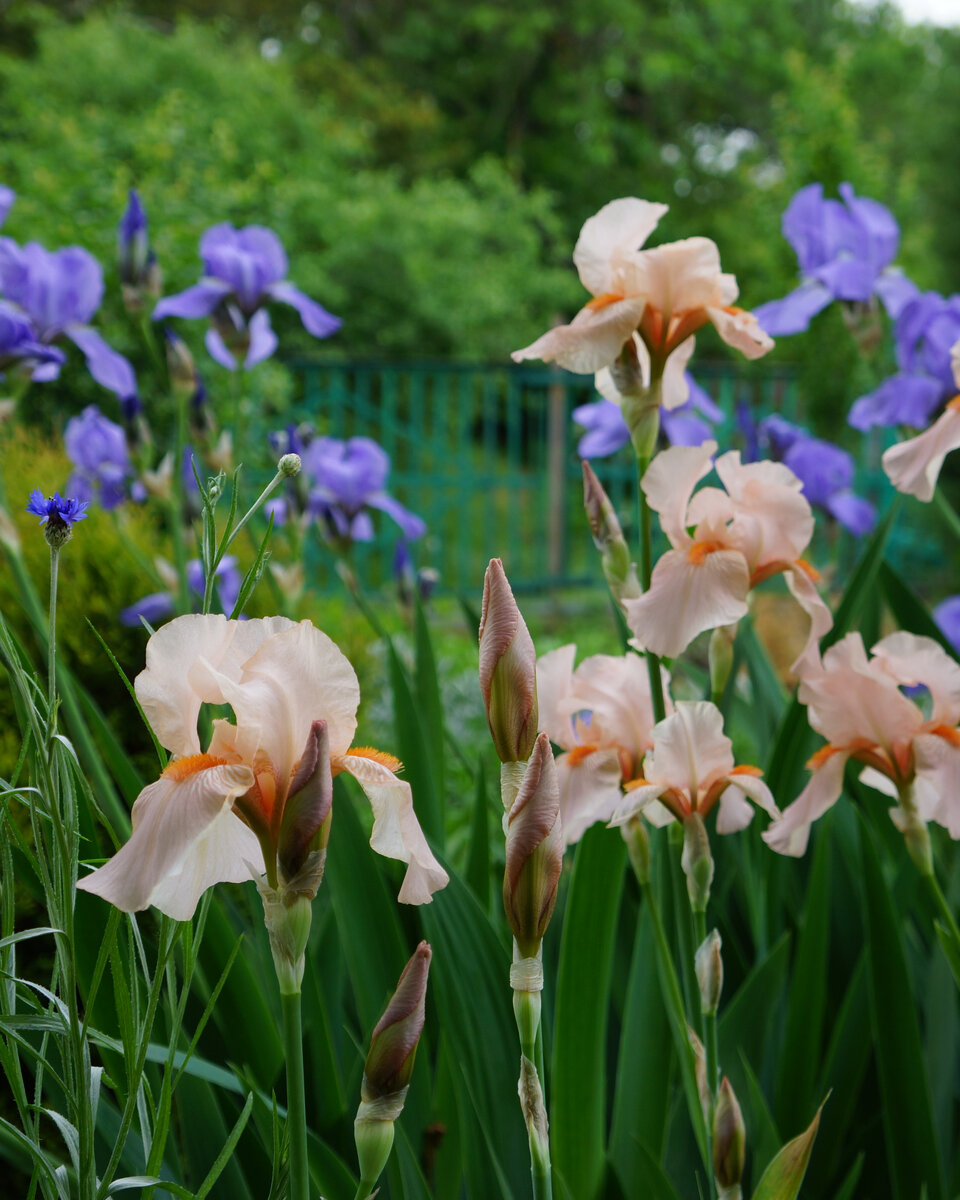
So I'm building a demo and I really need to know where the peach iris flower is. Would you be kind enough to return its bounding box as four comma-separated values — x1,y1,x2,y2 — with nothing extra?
511,197,772,376
883,337,960,501
624,441,832,672
536,646,669,845
609,701,779,834
763,631,960,856
77,615,448,918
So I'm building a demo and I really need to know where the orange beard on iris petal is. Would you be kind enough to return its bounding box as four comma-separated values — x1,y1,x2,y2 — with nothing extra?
162,753,227,780
688,540,727,565
336,746,404,775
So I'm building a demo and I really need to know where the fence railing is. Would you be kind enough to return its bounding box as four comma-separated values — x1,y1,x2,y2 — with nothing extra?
289,358,801,594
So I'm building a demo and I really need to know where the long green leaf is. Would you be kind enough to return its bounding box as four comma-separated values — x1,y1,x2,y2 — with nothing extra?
387,641,443,846
551,827,626,1200
858,813,944,1200
464,756,492,911
414,596,446,835
879,562,960,659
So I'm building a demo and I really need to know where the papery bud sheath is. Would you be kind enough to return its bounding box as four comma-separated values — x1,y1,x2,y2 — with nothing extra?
479,559,539,762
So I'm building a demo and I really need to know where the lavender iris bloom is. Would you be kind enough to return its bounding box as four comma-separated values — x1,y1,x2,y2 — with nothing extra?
302,436,425,543
0,301,66,381
0,239,137,403
849,291,960,431
153,223,340,370
120,556,242,627
572,374,723,457
754,183,916,337
64,405,132,510
756,413,875,535
934,597,960,656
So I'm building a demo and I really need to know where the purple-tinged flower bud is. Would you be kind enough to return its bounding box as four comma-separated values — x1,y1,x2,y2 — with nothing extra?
681,811,714,914
355,942,432,1188
583,461,640,607
503,733,562,958
695,928,723,1017
479,559,538,763
713,1077,746,1190
118,190,161,310
278,720,334,886
687,1028,712,1124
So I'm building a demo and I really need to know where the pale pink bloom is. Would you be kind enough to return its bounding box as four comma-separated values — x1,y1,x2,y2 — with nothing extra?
77,614,448,918
624,442,831,671
609,701,778,834
882,396,960,502
763,631,960,856
512,197,772,375
536,645,669,844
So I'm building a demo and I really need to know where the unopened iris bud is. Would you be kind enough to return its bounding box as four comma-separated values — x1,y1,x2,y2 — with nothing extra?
695,928,723,1017
582,461,640,607
713,1077,746,1192
355,942,432,1188
278,720,334,886
118,190,161,311
479,559,538,763
257,885,313,996
622,814,651,885
681,811,714,914
503,733,562,958
278,452,301,478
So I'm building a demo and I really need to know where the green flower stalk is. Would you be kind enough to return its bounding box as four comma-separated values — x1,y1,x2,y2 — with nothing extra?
354,941,432,1200
503,732,561,1200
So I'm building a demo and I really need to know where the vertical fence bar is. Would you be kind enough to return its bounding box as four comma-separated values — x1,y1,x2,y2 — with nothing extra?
546,370,567,580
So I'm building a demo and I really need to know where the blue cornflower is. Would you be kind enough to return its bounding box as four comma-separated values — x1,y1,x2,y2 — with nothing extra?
153,223,340,369
754,183,916,337
26,489,89,545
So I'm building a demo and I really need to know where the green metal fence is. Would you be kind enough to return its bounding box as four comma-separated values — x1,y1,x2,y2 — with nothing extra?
291,359,801,594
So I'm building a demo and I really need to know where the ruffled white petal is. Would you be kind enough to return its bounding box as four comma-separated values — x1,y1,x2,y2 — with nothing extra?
762,751,848,856
573,198,668,296
511,297,648,374
882,405,960,502
641,441,717,547
556,747,625,846
706,306,774,360
716,452,814,569
784,564,834,676
204,621,361,782
721,772,780,824
645,702,734,798
912,733,960,838
76,763,257,919
610,783,669,826
871,631,960,726
625,547,750,658
629,238,736,313
716,787,756,833
339,755,449,904
535,644,578,748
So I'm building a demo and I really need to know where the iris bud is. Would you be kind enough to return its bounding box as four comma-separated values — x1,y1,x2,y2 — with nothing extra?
479,559,538,763
681,811,714,914
582,461,640,607
713,1077,746,1191
695,928,723,1017
503,733,562,958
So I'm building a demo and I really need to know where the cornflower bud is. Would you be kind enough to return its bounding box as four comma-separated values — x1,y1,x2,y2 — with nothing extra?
695,928,723,1017
503,732,562,958
681,811,714,914
713,1077,746,1193
479,559,538,763
582,461,640,607
278,452,302,478
355,942,432,1189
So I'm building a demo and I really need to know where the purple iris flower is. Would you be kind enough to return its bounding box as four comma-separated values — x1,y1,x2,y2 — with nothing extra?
301,436,425,543
754,183,916,337
26,489,89,528
572,374,723,457
0,300,66,381
0,238,138,404
153,223,340,370
934,597,960,656
120,556,242,627
64,405,132,510
0,187,14,228
755,414,875,535
848,291,960,431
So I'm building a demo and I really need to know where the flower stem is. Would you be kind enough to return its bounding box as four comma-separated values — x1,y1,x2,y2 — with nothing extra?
694,908,719,1103
934,485,960,542
171,378,191,613
47,544,59,742
282,989,310,1200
